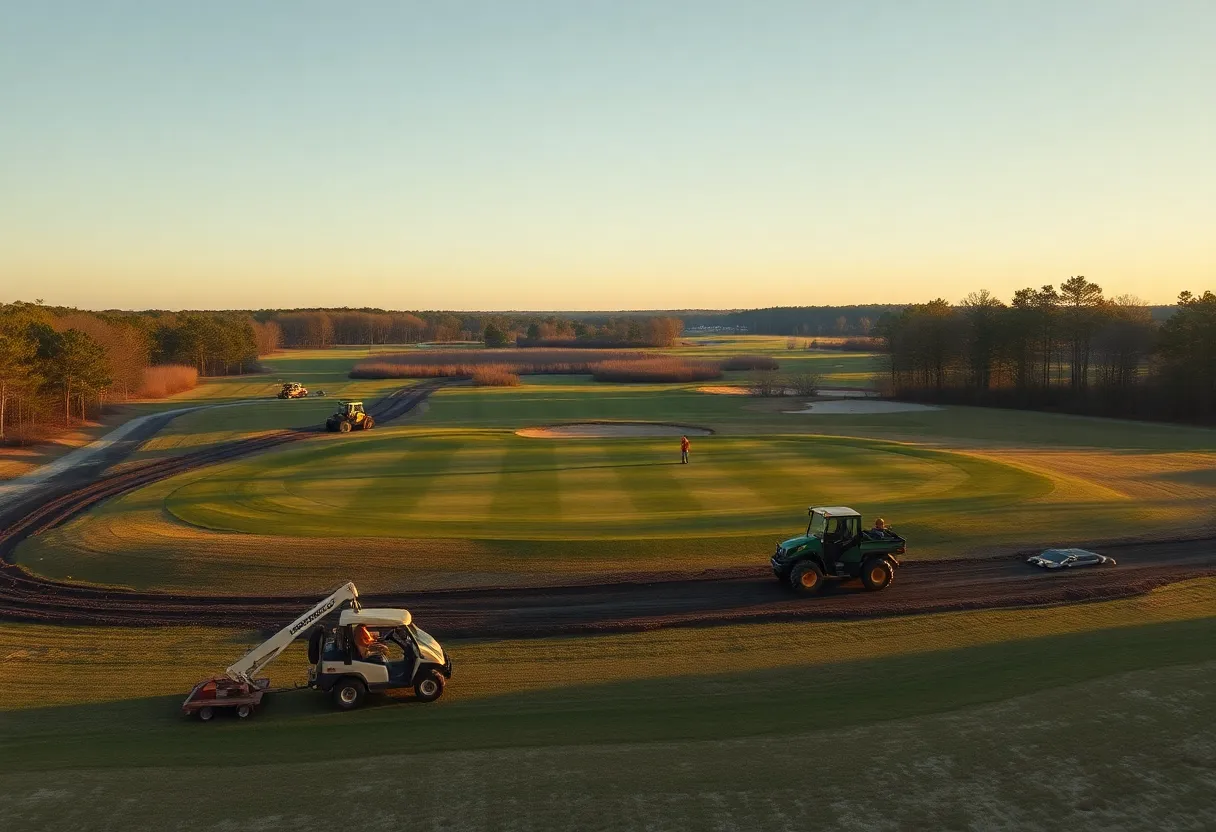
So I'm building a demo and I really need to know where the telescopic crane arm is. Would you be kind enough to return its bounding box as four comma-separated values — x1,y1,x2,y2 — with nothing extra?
225,581,360,683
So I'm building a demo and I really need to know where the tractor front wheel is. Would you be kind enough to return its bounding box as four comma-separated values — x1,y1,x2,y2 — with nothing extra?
789,562,825,595
362,416,375,430
861,558,895,591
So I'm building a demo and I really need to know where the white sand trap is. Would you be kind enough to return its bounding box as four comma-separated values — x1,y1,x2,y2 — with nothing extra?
517,422,714,438
784,400,941,415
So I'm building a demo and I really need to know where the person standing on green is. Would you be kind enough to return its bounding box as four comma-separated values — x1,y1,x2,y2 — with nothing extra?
680,435,690,464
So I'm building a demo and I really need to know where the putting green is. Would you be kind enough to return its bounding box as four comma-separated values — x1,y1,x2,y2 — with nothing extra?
164,430,1045,540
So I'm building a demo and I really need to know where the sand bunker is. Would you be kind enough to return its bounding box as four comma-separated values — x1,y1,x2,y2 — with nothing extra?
517,423,714,438
784,401,941,415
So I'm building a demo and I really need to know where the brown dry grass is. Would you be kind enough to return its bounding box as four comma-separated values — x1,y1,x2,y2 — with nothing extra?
351,350,723,384
470,366,521,386
590,357,722,383
138,365,199,398
351,349,646,378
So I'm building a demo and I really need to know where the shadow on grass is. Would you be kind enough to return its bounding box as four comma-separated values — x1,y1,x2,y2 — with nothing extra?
3,615,1215,772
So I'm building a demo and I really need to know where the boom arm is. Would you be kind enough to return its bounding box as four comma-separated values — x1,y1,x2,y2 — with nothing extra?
226,581,360,683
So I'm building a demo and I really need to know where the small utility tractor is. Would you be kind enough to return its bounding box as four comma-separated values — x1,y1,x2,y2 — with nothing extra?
277,381,309,399
325,401,374,432
769,506,905,594
182,581,452,721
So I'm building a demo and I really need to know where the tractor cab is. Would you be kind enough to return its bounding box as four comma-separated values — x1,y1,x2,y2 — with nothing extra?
806,506,862,561
341,401,365,418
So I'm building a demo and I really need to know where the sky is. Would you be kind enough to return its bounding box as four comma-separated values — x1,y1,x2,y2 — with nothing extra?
1,1,1213,311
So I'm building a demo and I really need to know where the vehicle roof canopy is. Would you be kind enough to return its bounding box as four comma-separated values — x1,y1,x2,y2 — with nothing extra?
809,506,861,518
340,608,412,627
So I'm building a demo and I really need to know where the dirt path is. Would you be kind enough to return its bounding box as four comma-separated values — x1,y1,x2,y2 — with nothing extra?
1,537,1212,634
1,377,1212,636
0,399,268,510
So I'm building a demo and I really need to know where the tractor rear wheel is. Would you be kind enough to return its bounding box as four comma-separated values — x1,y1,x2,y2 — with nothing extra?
339,420,352,433
861,558,894,591
789,561,825,595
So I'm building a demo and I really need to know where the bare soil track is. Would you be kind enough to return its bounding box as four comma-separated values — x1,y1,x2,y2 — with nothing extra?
1,377,1214,637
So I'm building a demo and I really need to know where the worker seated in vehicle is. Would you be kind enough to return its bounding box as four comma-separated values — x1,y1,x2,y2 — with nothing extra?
353,624,389,663
865,518,893,539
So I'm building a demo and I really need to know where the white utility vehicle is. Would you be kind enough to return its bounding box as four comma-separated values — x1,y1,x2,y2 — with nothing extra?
308,606,452,709
182,581,452,721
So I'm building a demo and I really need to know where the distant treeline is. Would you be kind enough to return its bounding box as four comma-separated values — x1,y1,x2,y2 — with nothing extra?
679,303,1179,336
682,305,903,336
1,302,274,442
249,309,685,349
876,279,1216,423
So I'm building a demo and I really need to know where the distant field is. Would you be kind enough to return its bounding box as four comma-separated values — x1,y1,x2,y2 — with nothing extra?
16,345,1216,592
6,339,1216,832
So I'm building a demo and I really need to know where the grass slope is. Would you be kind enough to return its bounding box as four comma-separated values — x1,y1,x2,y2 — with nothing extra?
1,582,1214,829
9,660,1209,831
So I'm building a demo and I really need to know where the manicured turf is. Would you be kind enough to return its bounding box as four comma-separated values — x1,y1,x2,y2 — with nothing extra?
1,581,1214,829
2,578,1216,754
163,432,1044,540
6,341,1216,831
17,344,1216,591
9,659,1210,831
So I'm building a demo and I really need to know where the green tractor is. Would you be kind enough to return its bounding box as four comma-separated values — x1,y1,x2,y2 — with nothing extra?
326,401,375,433
769,506,905,594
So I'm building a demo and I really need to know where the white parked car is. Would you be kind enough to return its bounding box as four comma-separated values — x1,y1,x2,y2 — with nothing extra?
1027,548,1116,570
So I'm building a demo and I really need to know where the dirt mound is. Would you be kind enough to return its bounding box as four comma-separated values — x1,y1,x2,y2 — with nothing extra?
785,401,941,415
517,423,714,438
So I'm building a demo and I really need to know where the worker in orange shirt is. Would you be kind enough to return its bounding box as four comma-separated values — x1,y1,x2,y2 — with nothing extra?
353,624,387,662
680,435,690,464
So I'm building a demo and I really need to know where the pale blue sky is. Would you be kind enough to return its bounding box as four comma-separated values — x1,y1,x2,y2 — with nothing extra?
1,1,1213,310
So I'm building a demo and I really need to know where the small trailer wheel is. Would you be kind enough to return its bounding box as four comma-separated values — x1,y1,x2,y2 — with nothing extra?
236,704,254,719
197,706,215,722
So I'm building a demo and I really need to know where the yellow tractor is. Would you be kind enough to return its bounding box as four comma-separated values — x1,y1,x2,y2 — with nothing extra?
326,401,375,433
